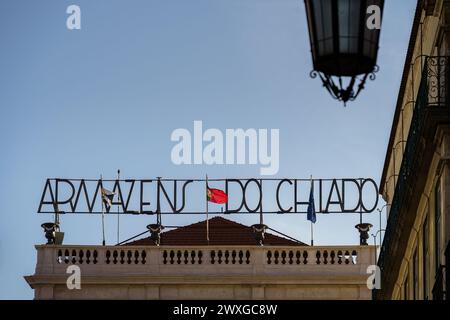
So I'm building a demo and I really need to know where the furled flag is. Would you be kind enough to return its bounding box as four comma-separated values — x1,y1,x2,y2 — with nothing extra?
101,188,115,211
307,180,316,223
207,187,228,204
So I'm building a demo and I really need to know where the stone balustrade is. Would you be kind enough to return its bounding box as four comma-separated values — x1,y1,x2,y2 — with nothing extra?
26,244,376,299
33,244,375,276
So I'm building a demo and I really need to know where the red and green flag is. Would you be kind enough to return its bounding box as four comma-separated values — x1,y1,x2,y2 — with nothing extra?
207,187,228,204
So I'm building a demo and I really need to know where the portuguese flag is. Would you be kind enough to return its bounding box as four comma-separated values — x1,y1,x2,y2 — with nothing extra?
207,187,228,204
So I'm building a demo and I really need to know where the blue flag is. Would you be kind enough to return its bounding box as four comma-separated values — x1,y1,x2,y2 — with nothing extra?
307,181,316,223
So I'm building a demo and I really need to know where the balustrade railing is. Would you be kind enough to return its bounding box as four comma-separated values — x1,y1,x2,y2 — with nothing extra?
34,245,374,276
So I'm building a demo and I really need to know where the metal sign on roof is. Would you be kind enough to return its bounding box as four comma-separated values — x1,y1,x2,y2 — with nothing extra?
38,177,379,215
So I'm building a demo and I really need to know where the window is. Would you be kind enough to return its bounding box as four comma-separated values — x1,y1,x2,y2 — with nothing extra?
413,250,419,300
404,273,409,300
423,216,429,299
435,180,442,273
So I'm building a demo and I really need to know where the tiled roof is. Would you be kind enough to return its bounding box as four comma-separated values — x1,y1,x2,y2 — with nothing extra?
124,216,307,246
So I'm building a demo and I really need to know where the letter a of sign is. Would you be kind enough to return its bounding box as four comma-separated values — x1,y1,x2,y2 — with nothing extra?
66,5,81,30
366,5,381,30
66,265,81,290
366,265,381,290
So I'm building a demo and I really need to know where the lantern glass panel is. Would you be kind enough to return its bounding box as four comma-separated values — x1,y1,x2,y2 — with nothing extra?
312,0,333,57
338,0,361,54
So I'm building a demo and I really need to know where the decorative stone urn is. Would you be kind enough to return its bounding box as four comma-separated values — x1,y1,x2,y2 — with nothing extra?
251,224,268,246
41,222,59,245
147,224,164,246
355,223,373,246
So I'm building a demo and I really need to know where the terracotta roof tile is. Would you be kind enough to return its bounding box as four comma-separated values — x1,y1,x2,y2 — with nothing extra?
124,216,307,246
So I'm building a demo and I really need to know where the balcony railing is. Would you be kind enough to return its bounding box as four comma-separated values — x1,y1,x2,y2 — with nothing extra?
377,56,450,297
31,244,375,277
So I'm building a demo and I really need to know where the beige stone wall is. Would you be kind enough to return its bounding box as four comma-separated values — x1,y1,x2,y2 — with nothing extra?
391,129,450,300
381,0,450,300
36,283,370,300
25,245,376,300
382,1,446,207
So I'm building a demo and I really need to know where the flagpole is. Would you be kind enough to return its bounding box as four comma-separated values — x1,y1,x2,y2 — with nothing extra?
117,169,120,244
206,174,210,244
101,174,106,246
310,175,314,246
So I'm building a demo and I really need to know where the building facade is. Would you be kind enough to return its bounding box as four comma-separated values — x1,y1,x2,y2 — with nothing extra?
377,0,450,300
25,217,376,300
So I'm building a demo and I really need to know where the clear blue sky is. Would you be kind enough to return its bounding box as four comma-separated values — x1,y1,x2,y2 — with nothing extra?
0,0,416,299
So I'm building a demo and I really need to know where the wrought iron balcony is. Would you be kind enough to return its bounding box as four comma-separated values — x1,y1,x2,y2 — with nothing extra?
377,56,450,299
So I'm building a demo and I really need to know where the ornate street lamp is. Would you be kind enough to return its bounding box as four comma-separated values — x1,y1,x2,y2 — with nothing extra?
304,0,384,104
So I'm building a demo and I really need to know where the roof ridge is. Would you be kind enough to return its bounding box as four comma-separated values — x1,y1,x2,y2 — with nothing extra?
163,216,251,233
123,216,307,246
